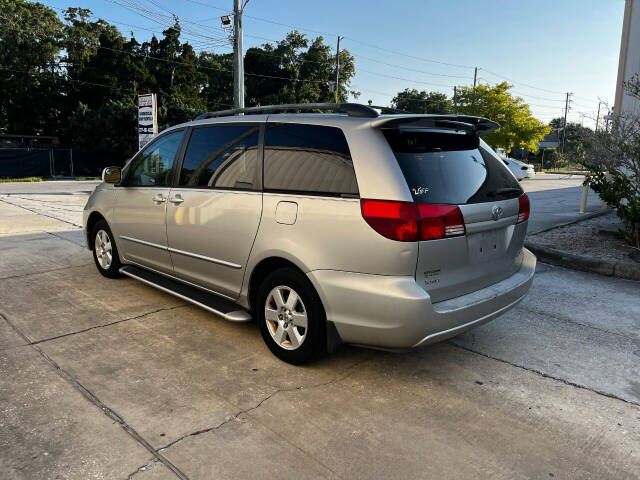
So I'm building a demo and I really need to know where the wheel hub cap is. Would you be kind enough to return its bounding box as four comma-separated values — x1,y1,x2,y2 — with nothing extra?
265,286,308,351
94,230,113,270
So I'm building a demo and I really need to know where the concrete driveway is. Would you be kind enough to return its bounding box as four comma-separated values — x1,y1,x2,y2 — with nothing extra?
0,180,638,479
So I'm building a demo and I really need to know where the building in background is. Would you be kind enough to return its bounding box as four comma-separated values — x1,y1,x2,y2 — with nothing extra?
614,0,640,116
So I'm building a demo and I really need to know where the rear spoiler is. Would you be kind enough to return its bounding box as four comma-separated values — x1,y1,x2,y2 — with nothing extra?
371,114,499,136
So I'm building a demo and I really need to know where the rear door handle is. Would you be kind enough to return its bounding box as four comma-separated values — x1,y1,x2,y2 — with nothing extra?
169,194,184,205
152,193,166,204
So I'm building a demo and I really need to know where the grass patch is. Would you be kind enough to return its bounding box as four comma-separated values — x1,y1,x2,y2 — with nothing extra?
0,176,43,183
542,169,588,175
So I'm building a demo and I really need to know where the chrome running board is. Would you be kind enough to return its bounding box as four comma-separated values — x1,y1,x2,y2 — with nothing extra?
119,265,252,322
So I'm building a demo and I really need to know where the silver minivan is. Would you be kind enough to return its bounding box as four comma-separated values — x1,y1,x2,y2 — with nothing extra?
83,103,535,364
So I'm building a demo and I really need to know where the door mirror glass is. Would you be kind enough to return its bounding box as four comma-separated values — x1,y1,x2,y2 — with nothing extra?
102,166,122,184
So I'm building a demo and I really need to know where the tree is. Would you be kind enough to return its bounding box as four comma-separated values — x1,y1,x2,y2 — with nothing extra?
548,117,596,165
391,89,452,114
69,99,137,159
244,31,355,106
456,82,550,152
583,75,640,248
0,0,65,135
0,5,357,160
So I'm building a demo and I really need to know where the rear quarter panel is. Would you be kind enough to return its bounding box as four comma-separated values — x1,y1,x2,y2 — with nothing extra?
243,192,419,305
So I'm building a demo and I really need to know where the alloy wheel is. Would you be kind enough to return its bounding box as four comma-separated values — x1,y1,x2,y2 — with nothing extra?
264,285,308,350
95,229,113,270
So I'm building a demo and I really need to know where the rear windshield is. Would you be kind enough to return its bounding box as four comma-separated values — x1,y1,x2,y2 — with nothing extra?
383,130,523,204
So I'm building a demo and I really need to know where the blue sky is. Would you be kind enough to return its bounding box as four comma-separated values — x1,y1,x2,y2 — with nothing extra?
42,0,625,128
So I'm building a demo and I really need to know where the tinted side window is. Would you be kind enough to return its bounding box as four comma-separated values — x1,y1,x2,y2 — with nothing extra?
264,123,358,196
126,131,183,187
179,125,260,189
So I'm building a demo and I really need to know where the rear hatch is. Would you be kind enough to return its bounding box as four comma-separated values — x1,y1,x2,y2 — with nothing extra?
382,126,528,303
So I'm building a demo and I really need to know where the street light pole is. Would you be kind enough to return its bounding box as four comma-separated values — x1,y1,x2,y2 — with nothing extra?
233,0,245,109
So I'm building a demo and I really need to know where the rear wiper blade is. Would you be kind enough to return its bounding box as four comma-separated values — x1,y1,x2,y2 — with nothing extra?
487,187,522,197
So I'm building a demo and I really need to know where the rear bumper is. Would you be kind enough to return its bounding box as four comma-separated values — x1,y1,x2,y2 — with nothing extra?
308,248,536,350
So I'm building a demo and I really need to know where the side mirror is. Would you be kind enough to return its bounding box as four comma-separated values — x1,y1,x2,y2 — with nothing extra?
102,166,122,184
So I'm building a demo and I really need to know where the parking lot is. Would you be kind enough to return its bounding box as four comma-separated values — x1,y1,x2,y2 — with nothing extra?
1,175,638,479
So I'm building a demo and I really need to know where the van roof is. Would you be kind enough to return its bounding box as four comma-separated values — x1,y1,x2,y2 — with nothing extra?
169,103,500,136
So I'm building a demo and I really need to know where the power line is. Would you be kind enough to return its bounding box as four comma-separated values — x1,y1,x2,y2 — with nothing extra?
480,68,566,95
105,0,230,43
7,2,610,111
178,0,475,70
0,19,341,87
357,71,453,89
0,65,236,110
193,4,609,107
48,6,231,50
107,0,606,106
352,53,473,80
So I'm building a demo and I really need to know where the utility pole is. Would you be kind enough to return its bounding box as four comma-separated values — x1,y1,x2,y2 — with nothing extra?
334,36,344,103
233,0,246,109
561,92,572,154
454,86,458,114
472,67,478,107
595,100,605,132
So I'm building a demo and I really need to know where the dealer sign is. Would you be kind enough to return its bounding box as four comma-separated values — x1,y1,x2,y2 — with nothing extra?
138,93,158,150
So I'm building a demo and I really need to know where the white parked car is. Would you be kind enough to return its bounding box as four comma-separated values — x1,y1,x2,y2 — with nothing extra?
502,158,535,180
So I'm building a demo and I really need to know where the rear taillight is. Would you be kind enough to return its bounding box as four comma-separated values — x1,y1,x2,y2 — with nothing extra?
360,200,418,241
416,204,466,240
361,199,466,242
517,193,530,224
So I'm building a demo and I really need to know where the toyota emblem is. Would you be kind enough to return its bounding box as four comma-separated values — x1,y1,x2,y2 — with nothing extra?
491,206,503,221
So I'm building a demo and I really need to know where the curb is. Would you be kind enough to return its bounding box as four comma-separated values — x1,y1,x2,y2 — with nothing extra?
524,242,640,281
529,208,612,235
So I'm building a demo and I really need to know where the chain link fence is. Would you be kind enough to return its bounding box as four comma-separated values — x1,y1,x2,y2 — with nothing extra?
0,148,115,178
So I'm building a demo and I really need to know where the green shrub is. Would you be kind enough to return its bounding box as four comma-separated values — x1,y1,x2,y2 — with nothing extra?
0,176,43,183
585,164,640,248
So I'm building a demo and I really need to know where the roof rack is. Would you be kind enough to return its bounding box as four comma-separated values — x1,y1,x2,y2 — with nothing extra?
194,102,380,120
368,105,409,114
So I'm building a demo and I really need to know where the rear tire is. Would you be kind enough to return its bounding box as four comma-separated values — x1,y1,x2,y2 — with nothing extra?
257,268,326,365
91,219,122,278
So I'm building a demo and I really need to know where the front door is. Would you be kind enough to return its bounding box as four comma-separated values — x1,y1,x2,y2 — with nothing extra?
166,124,262,298
113,130,185,274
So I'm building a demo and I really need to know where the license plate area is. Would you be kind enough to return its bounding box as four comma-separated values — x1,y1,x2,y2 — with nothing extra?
468,227,508,264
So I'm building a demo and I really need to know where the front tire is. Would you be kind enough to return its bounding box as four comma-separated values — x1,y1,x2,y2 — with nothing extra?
257,268,326,365
91,219,122,278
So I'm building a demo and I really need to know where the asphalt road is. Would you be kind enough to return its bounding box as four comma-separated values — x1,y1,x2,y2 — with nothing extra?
0,178,638,479
522,173,603,233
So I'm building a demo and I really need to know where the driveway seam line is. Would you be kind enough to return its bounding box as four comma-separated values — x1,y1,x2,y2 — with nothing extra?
0,311,191,480
0,196,82,227
517,304,636,340
0,264,84,281
449,342,639,406
46,230,86,247
30,305,188,345
127,356,374,479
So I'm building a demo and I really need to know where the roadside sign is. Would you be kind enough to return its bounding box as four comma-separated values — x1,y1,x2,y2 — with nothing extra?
138,93,158,150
